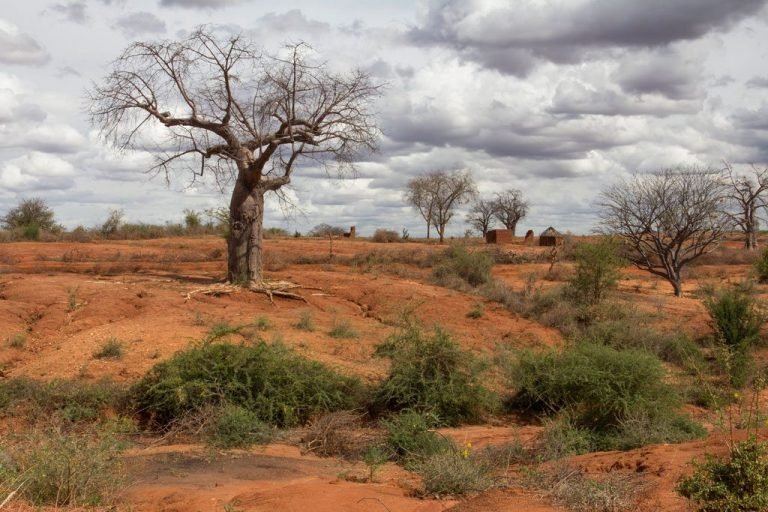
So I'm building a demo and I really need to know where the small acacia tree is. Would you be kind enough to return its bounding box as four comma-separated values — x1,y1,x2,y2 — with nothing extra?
723,162,768,250
2,198,58,239
405,170,477,243
492,189,528,236
598,167,729,297
466,199,496,237
568,238,624,305
89,28,379,289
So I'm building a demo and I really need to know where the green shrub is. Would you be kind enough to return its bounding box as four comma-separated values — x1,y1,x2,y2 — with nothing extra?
93,338,123,359
0,378,125,423
0,426,125,506
372,324,497,425
578,314,704,368
207,404,272,449
432,246,493,288
566,238,624,305
414,450,493,497
131,341,363,428
509,342,702,448
678,436,768,512
755,247,768,283
706,285,764,349
705,285,764,387
382,410,454,462
533,414,595,460
361,443,391,482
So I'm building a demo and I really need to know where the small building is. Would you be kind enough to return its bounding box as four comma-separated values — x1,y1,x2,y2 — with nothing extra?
486,229,513,244
539,227,563,246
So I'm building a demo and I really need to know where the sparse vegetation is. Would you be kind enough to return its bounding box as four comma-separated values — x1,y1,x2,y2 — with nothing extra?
432,246,494,288
0,377,126,424
372,228,401,243
0,426,125,507
328,318,358,339
294,310,316,332
414,449,494,497
526,466,647,512
93,338,123,359
7,332,25,348
466,302,484,319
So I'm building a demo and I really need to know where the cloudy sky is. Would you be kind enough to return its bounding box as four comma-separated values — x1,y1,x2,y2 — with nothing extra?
2,0,768,236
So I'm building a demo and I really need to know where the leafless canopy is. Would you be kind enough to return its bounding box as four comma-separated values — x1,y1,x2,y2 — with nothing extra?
466,198,497,237
598,166,729,297
89,28,379,188
722,162,768,250
405,170,477,243
493,189,528,236
88,28,380,284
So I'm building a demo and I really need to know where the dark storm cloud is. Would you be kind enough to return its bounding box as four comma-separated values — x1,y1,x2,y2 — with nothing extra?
113,12,167,37
747,76,768,88
159,0,250,9
50,2,88,23
613,49,705,100
549,80,699,118
0,21,50,65
733,105,768,131
380,105,634,162
409,0,768,74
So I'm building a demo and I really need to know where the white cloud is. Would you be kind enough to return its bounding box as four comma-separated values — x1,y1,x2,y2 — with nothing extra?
0,152,76,191
0,19,50,66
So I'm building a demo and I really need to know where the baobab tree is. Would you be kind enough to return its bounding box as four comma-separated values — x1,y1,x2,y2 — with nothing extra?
492,189,528,236
89,28,380,292
722,162,768,250
598,167,729,297
405,170,477,243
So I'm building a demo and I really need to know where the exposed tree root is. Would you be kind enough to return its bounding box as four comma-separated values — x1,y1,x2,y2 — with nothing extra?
184,280,313,303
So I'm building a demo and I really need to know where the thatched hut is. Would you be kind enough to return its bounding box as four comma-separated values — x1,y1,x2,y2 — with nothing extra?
485,229,513,244
539,227,563,247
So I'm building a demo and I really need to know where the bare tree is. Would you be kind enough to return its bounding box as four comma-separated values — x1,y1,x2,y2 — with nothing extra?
723,162,768,250
404,174,438,239
598,167,729,297
492,189,528,236
405,170,476,243
89,28,380,289
466,198,496,237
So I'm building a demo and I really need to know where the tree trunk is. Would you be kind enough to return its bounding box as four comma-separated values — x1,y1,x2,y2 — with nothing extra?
426,223,431,239
510,221,517,237
746,219,758,250
228,179,265,284
670,273,683,297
